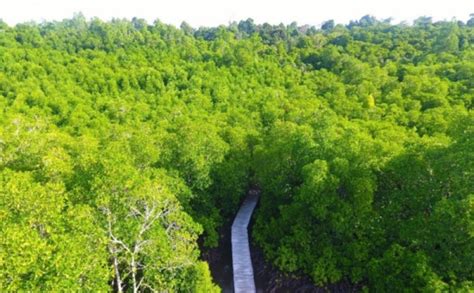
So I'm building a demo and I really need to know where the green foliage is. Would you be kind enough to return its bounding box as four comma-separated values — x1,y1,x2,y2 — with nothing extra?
0,15,472,291
0,170,110,291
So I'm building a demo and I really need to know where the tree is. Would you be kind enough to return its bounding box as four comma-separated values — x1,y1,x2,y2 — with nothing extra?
321,20,335,31
238,18,256,35
180,21,194,35
467,13,474,27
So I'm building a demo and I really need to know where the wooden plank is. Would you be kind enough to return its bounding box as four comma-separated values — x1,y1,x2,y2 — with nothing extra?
232,190,259,293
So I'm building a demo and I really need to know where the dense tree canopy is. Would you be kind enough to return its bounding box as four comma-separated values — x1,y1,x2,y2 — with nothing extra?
0,14,472,291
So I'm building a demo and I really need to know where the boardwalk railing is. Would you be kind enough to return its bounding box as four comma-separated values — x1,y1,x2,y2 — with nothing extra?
231,190,259,293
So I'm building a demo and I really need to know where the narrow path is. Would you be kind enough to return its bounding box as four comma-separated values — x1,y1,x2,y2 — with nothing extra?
231,189,260,293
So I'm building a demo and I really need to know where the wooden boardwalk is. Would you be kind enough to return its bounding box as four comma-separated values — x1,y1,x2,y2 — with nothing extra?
232,190,259,293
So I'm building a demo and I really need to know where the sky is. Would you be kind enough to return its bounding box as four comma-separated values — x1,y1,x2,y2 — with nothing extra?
2,0,474,27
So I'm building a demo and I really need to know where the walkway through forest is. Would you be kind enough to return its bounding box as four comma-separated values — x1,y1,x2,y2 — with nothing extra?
231,189,260,293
